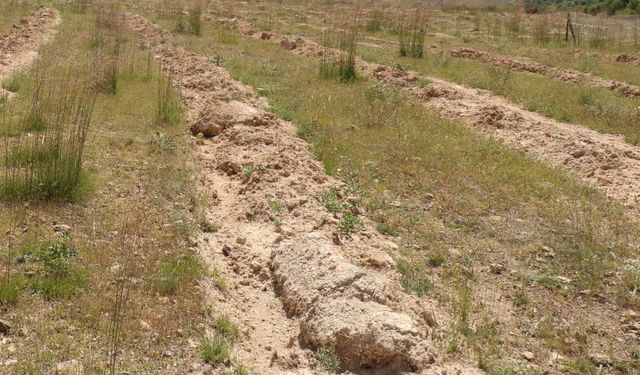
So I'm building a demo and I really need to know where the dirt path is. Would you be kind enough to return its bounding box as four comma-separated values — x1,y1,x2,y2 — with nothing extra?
447,47,640,99
0,6,60,99
124,13,481,375
220,18,640,220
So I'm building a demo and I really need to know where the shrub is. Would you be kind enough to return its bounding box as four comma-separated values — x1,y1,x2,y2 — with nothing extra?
188,4,202,36
319,28,358,82
362,82,403,128
365,10,384,32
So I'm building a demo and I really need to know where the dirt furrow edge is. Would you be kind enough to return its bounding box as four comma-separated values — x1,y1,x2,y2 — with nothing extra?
0,6,61,99
222,17,640,220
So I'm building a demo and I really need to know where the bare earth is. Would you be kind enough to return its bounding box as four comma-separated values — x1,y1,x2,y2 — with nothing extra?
0,6,60,99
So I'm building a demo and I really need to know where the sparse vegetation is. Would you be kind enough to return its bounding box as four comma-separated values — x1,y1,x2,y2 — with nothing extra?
316,346,342,373
4,0,640,373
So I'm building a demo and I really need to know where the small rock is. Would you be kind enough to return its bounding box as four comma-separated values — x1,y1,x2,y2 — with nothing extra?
590,353,612,367
0,319,10,334
236,237,246,245
53,224,71,234
571,149,586,158
489,263,505,274
522,351,535,361
365,253,394,268
54,360,83,375
139,320,151,331
222,245,232,257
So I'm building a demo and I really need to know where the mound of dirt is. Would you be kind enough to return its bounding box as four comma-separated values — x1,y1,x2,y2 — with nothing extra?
125,13,482,374
0,6,60,84
446,47,640,99
272,233,435,373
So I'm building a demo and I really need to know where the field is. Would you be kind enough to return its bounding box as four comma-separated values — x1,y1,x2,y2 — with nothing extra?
0,1,639,374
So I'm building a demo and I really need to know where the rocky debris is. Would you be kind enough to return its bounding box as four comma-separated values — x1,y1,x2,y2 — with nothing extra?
54,360,83,375
190,100,275,137
53,224,71,235
280,38,298,50
589,353,612,367
522,351,535,361
272,233,435,372
615,53,640,64
489,263,505,274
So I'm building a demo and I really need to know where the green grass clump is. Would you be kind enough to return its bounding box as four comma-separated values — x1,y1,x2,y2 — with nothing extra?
155,254,204,295
0,277,22,306
213,315,240,342
396,258,431,296
201,336,229,364
2,71,27,93
316,346,342,373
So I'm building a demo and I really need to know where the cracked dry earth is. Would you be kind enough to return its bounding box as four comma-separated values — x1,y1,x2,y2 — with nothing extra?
220,18,640,220
124,13,482,375
0,6,60,99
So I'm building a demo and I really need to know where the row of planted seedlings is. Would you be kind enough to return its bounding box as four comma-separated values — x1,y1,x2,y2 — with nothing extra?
162,8,640,373
0,2,230,373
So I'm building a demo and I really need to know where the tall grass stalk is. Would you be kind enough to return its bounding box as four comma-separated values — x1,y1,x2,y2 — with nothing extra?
399,12,426,58
156,71,184,126
1,69,96,200
319,26,358,83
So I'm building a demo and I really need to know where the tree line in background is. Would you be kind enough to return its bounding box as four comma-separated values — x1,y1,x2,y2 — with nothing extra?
523,0,640,15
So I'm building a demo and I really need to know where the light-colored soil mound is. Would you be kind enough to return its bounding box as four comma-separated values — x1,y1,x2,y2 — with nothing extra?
448,47,640,99
0,6,60,98
223,17,640,220
124,12,482,375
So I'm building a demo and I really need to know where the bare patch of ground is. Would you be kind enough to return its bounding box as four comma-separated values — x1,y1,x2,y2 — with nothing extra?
124,12,482,375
